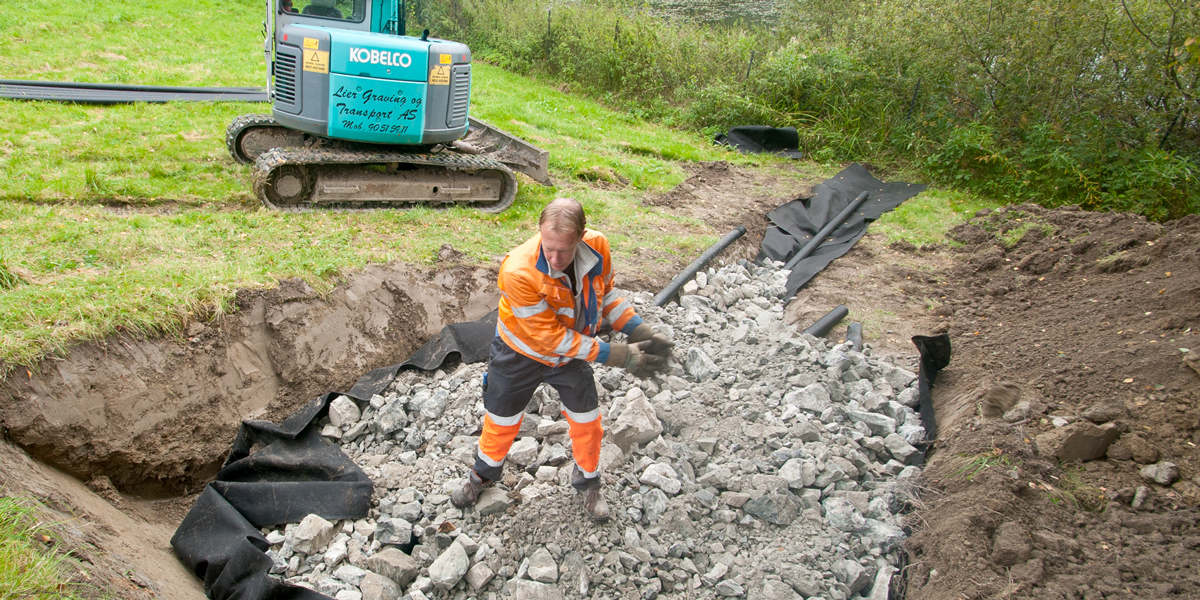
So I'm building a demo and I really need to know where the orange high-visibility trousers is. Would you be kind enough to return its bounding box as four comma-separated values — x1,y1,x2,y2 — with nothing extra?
473,337,602,487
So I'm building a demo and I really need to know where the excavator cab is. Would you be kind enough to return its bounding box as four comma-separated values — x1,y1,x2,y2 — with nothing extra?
265,0,470,146
293,0,355,20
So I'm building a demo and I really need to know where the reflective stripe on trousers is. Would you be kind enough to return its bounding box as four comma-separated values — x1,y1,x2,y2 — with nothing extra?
473,336,602,482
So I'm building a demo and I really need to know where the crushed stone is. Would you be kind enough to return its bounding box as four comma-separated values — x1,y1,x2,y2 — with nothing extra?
260,259,925,600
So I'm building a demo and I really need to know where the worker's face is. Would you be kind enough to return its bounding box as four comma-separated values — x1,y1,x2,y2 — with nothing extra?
540,225,581,273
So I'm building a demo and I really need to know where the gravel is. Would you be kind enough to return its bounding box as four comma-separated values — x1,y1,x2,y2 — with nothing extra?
259,259,925,600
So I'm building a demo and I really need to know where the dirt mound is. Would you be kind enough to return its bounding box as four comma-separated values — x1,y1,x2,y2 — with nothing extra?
901,205,1200,599
0,261,499,496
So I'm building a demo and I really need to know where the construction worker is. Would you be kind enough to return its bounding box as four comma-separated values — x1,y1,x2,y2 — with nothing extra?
451,198,674,521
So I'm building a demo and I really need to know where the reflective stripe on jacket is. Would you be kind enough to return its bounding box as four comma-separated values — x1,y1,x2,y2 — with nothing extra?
496,229,642,367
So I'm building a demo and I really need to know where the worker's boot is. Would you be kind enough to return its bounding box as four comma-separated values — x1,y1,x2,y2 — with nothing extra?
573,466,610,521
451,470,491,508
581,477,610,521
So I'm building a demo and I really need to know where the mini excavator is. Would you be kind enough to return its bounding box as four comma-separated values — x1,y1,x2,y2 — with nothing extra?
227,0,549,210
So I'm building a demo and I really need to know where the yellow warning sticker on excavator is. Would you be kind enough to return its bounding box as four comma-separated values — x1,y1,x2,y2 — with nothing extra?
439,53,452,64
429,65,451,85
303,37,319,50
303,49,329,74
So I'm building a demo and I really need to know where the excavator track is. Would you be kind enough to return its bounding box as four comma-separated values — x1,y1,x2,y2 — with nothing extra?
226,113,307,165
252,147,517,213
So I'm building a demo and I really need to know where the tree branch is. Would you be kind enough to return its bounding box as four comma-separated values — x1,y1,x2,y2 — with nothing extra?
1120,0,1161,47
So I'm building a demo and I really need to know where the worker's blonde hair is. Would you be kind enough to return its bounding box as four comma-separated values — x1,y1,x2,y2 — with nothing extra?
539,198,586,237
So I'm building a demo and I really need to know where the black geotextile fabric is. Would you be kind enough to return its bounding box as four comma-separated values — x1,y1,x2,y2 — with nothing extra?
345,310,498,401
714,125,805,159
171,311,499,600
170,392,372,600
909,333,952,467
757,163,927,299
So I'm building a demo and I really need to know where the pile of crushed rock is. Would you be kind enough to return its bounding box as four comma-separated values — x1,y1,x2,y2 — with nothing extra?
258,259,928,600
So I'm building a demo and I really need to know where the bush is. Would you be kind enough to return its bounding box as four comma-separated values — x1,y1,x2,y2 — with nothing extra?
412,0,1200,220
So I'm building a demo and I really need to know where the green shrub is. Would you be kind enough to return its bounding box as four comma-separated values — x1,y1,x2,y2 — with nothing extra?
413,0,1200,220
924,122,1017,195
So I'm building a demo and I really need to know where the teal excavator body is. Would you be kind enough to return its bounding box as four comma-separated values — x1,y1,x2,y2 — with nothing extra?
270,0,471,145
227,0,548,211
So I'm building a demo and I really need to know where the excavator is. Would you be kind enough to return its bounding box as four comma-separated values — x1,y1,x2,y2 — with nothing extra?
227,0,549,211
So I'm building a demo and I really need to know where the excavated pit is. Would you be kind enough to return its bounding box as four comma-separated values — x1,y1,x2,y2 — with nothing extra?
0,162,952,599
1,260,500,497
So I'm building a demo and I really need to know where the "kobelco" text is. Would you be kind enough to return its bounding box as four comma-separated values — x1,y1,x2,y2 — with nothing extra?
348,47,412,67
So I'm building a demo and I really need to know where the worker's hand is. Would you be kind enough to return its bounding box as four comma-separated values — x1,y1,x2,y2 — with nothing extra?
628,340,668,378
604,342,667,378
643,333,674,358
627,324,674,359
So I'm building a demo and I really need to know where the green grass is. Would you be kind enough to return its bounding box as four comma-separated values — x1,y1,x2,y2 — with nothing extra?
998,222,1057,250
0,0,985,373
1057,467,1106,512
470,63,762,191
872,188,1001,247
0,496,86,599
0,102,257,203
0,0,263,86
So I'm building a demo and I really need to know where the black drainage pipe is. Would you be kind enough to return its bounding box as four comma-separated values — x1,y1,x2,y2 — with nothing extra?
846,322,864,351
783,191,870,271
803,304,849,337
654,225,747,307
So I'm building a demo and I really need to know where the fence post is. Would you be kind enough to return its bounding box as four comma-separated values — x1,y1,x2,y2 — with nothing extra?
546,8,552,62
745,50,755,82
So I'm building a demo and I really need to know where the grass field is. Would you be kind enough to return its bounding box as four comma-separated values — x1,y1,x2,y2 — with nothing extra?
0,0,993,372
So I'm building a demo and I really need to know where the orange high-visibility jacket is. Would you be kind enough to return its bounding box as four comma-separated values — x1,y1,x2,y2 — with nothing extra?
496,229,643,367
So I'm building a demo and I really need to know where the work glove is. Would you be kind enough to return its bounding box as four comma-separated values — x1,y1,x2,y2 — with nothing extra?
604,341,667,378
627,323,675,360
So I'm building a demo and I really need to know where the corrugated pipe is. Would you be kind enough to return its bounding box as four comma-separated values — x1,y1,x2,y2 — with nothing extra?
653,225,747,307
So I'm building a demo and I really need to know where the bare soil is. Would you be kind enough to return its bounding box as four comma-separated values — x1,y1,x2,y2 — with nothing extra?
0,438,204,598
3,162,1199,599
901,205,1200,600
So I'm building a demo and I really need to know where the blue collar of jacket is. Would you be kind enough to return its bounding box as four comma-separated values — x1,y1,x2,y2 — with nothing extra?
535,236,604,280
536,236,605,332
